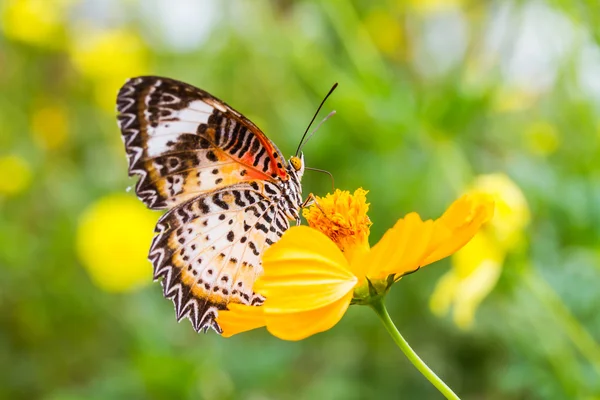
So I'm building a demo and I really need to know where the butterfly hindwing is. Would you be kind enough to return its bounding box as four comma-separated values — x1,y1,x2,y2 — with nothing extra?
149,180,290,333
117,76,289,210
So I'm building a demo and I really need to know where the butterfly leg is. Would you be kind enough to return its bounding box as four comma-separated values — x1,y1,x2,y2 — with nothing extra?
295,193,317,226
300,193,317,208
298,193,338,226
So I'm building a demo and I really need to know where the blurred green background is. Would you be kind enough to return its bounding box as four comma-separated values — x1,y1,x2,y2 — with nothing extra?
2,0,600,399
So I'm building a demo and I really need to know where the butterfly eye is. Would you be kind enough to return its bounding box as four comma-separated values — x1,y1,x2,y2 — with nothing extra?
289,156,302,171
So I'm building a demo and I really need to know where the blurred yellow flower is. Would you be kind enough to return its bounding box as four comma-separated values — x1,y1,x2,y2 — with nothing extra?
430,173,530,328
430,233,503,329
472,174,530,249
217,189,494,340
407,0,463,14
364,10,407,60
1,0,73,48
493,88,539,113
77,194,156,292
525,121,560,156
31,103,69,150
0,155,32,196
69,28,148,112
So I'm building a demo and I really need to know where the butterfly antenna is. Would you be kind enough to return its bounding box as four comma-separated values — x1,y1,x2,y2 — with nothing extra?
305,167,335,191
295,82,338,156
299,110,336,154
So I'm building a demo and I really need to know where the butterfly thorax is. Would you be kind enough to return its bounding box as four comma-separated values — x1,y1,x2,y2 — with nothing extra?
280,154,304,223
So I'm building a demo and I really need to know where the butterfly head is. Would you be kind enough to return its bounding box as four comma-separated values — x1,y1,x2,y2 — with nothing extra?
288,153,305,178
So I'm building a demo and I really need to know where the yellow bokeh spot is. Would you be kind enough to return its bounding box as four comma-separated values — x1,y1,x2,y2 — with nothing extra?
69,28,148,80
493,89,539,113
91,78,130,114
31,103,69,150
430,239,502,329
364,10,406,59
77,194,157,292
452,232,503,279
407,0,463,14
0,155,32,196
1,0,73,47
524,121,560,156
431,233,504,329
471,173,530,250
69,28,149,112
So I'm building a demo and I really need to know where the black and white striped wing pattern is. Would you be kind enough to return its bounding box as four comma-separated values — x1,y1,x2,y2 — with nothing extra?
117,76,290,210
149,181,291,333
116,76,305,334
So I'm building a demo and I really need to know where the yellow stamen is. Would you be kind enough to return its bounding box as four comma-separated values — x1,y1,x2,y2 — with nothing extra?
303,188,372,263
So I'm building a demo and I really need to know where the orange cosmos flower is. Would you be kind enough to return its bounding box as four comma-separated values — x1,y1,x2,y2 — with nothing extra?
217,189,494,341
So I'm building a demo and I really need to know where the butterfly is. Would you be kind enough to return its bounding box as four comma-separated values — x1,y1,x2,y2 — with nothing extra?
117,76,308,334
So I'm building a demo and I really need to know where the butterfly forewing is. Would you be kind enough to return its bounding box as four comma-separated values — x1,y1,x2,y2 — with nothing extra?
116,76,303,334
117,76,289,210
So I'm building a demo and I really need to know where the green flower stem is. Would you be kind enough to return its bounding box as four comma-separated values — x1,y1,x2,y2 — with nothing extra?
523,268,600,377
370,298,461,400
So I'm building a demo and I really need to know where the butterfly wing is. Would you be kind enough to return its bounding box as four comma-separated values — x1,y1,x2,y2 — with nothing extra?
117,76,289,210
150,180,290,333
116,76,301,333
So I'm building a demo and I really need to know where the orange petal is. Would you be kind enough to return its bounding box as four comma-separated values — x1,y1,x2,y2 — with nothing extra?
257,226,357,313
422,193,495,266
264,290,354,341
216,303,266,338
356,213,435,279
